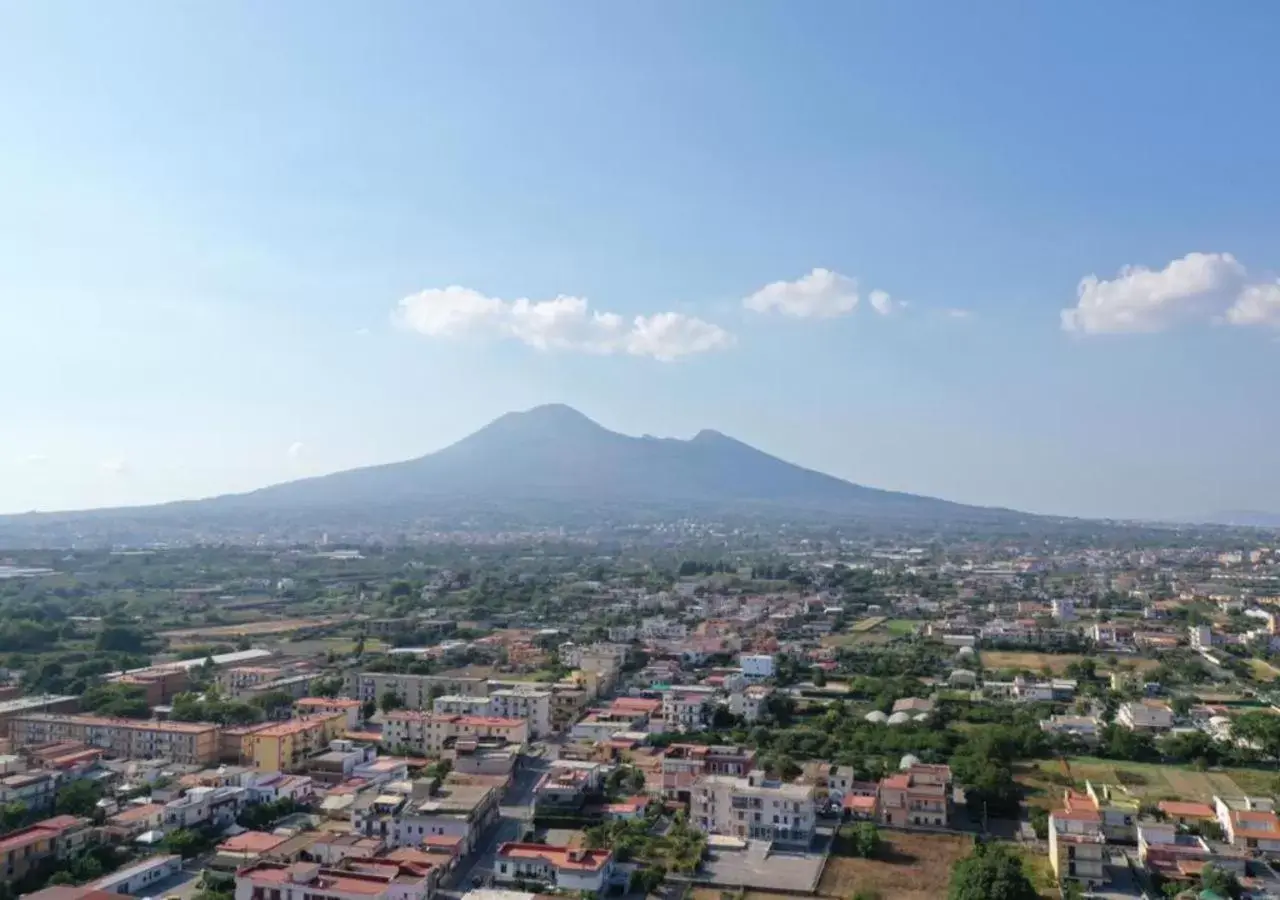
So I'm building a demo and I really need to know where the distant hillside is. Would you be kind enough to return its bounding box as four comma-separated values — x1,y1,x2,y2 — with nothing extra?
0,404,1056,544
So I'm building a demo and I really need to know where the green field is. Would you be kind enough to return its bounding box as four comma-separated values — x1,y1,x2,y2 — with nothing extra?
1020,757,1278,807
884,619,918,636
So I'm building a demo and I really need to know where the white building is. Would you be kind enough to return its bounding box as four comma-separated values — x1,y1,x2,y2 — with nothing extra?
488,688,552,739
1117,701,1174,732
729,685,773,723
1051,597,1076,622
493,843,618,895
662,687,717,732
692,770,817,847
738,654,775,680
1190,625,1214,650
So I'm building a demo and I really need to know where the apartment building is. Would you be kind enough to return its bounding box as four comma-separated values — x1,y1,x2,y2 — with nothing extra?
549,685,591,731
1039,715,1102,744
0,816,92,882
661,744,756,802
234,858,436,900
877,764,952,829
432,695,493,718
351,776,501,855
661,687,717,732
110,667,191,705
240,713,348,772
1048,809,1107,890
488,688,552,738
352,673,488,710
217,666,284,698
729,685,773,723
11,714,220,765
691,770,816,848
0,770,58,814
0,695,79,736
494,843,617,895
295,697,363,731
738,654,775,680
381,712,528,755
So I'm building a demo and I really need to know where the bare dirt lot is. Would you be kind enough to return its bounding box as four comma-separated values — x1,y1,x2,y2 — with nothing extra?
979,650,1161,674
160,617,339,640
816,830,971,900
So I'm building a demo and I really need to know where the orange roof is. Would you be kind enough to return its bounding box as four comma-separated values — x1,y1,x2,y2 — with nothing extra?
843,795,877,812
218,831,288,854
251,714,344,738
497,842,612,872
297,697,362,708
110,803,164,824
1158,800,1216,819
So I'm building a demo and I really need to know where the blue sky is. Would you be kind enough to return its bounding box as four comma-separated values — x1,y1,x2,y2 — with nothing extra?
2,1,1278,520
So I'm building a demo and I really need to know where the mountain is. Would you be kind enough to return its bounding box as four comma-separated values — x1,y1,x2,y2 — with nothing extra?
1198,510,1280,528
0,404,1053,544
188,403,1016,522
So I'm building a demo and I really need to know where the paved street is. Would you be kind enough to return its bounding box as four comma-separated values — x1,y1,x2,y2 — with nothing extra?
445,747,550,896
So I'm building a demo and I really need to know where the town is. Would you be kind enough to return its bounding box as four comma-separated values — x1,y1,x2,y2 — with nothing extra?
2,536,1280,900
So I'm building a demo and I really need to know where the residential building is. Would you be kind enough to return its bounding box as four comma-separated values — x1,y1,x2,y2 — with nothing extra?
110,667,192,705
1039,715,1102,744
1189,625,1214,651
487,689,552,738
1215,796,1280,853
549,685,591,731
0,695,80,735
351,775,501,855
0,816,92,882
0,770,58,813
382,712,528,755
106,802,165,839
493,843,617,895
877,764,952,829
90,855,182,895
295,697,364,731
10,714,220,765
432,695,493,718
729,685,773,723
1116,701,1174,732
738,654,775,680
352,673,488,710
234,858,437,900
163,784,247,830
1051,597,1076,622
1156,800,1217,827
801,763,875,807
692,770,816,847
241,713,348,772
661,687,716,732
1048,809,1107,890
218,667,285,698
661,744,756,802
1138,822,1246,890
533,760,609,812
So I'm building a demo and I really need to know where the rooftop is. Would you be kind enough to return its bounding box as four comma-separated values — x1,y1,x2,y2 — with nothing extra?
496,842,612,872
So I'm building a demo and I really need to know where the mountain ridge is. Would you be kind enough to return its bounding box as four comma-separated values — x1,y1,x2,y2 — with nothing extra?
0,404,1050,543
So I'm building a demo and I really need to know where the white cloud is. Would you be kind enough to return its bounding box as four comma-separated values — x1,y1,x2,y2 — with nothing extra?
743,268,860,318
22,453,48,465
395,286,732,361
1060,252,1247,334
354,327,371,336
868,289,901,316
944,308,973,320
287,441,305,460
1227,280,1280,328
100,459,129,476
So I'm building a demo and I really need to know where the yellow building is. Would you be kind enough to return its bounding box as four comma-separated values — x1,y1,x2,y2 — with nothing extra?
240,713,346,772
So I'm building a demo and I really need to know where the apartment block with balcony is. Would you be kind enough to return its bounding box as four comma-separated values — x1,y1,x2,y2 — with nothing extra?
0,816,92,882
10,713,220,765
1138,821,1246,891
1048,809,1108,889
877,764,951,829
382,712,529,755
661,744,756,803
240,713,348,772
352,673,488,710
692,770,817,848
661,687,717,733
1215,796,1280,853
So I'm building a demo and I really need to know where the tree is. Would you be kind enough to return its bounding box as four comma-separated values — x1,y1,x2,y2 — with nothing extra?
310,675,344,698
1201,863,1243,899
56,780,103,817
361,698,377,722
250,691,296,716
947,841,1038,900
380,691,405,714
80,683,151,719
812,667,827,688
850,822,880,858
0,801,28,830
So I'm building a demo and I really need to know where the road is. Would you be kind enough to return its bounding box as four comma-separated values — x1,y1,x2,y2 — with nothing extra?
443,743,553,897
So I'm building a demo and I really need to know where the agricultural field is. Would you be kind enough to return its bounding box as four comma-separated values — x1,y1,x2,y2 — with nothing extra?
1019,757,1277,807
979,650,1160,675
816,830,972,900
159,616,341,640
883,619,918,636
1249,659,1280,682
851,616,889,632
